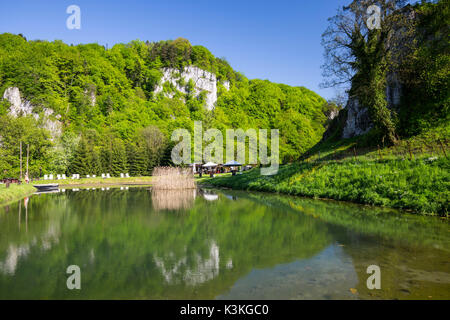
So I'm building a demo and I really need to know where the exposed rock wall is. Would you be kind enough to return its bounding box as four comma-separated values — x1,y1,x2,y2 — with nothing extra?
342,98,372,139
84,84,96,107
3,87,34,118
341,6,415,139
2,87,62,139
154,66,229,111
342,75,402,139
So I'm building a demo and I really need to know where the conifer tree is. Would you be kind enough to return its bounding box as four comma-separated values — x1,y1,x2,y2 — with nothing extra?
126,143,146,176
126,143,137,176
111,139,127,176
69,138,89,175
101,141,113,174
89,148,102,176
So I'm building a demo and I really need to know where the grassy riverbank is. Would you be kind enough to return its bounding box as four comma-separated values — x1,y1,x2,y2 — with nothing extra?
33,176,153,187
0,184,36,206
204,157,449,216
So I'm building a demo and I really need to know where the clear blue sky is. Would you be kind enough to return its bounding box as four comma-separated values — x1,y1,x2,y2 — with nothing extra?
0,0,356,100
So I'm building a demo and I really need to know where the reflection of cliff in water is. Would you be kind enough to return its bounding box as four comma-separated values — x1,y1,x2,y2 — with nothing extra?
151,189,198,211
0,197,62,276
154,241,226,286
0,188,332,299
0,188,448,299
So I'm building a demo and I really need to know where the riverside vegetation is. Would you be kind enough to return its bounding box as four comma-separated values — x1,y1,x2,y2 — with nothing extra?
205,0,449,216
205,155,449,216
0,184,36,205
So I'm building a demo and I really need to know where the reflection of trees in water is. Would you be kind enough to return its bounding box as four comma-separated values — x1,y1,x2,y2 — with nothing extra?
277,195,450,250
0,223,61,276
1,188,449,299
0,188,331,299
151,189,197,211
0,197,62,276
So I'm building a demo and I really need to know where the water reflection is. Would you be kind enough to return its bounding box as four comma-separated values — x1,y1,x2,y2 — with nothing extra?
0,196,60,276
154,241,221,286
201,189,220,202
0,187,448,299
151,189,197,211
218,244,359,300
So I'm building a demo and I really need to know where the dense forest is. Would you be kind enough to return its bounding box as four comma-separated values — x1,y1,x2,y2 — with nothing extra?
0,34,327,178
0,0,447,180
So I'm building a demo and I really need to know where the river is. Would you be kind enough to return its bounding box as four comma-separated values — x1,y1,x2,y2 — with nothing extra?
0,187,448,299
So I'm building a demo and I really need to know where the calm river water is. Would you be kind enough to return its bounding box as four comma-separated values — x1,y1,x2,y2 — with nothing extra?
0,187,448,299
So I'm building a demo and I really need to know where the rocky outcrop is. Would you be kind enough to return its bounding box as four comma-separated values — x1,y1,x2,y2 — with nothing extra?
2,87,62,139
3,87,34,118
321,108,348,142
84,84,96,107
342,75,402,139
154,66,229,111
342,98,372,139
222,80,230,91
339,6,418,139
386,72,402,107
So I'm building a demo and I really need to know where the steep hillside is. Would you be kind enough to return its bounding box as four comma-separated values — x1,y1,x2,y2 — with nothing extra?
0,34,327,177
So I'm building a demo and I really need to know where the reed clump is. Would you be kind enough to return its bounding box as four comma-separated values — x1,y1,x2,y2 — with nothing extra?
152,189,196,211
152,167,196,190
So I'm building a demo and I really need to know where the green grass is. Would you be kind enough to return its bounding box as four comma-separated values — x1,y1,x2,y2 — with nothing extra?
304,124,449,162
0,184,36,206
204,157,449,216
203,125,450,216
33,176,153,187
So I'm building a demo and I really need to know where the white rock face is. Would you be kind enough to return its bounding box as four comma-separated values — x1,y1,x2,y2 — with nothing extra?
342,98,372,139
222,81,230,91
3,87,34,118
2,87,62,139
342,77,402,139
328,109,339,121
84,85,96,106
155,66,229,111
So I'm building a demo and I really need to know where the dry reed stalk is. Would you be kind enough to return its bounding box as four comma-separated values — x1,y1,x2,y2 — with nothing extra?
152,167,196,190
151,189,196,211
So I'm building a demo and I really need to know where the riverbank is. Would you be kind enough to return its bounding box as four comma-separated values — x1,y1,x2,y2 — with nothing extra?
33,176,153,187
203,157,449,216
0,184,36,206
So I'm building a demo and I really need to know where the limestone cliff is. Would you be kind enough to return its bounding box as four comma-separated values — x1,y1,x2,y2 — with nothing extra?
341,72,403,139
2,87,62,139
340,6,415,139
154,66,230,111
